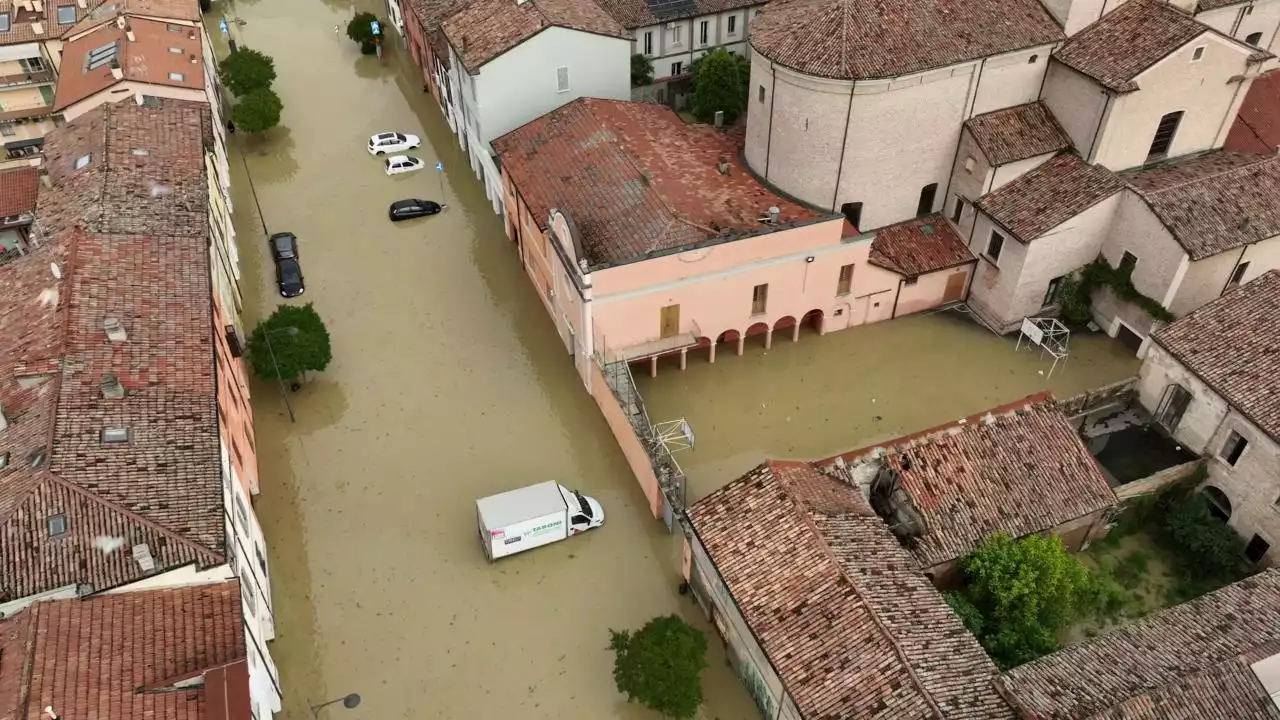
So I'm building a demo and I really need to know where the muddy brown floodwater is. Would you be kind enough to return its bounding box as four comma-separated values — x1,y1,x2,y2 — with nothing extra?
211,1,760,718
633,311,1140,503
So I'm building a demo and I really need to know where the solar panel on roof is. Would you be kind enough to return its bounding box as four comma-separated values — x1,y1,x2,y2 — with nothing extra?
86,41,119,71
645,0,697,21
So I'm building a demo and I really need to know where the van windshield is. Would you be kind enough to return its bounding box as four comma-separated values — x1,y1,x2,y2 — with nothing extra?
575,491,592,519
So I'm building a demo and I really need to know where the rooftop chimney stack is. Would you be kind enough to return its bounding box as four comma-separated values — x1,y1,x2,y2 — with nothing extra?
713,110,724,128
190,53,197,64
99,372,125,399
103,317,127,342
768,206,780,224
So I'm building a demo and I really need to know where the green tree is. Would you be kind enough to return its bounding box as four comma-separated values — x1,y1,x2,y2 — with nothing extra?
630,53,654,86
961,533,1095,669
232,87,283,134
691,48,746,125
218,47,276,97
347,12,382,54
247,303,332,384
610,615,708,719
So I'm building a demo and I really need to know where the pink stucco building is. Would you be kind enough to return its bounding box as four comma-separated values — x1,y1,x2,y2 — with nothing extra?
492,98,975,387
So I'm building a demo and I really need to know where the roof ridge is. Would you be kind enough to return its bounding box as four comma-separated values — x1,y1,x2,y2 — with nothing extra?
775,464,946,718
1129,154,1276,196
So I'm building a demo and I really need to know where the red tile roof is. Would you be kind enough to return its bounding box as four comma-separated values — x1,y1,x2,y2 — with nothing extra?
998,569,1280,719
0,167,37,218
748,0,1062,81
823,394,1117,569
594,0,757,29
54,17,205,112
0,0,94,45
1151,270,1280,442
0,582,249,720
688,460,1014,719
1053,0,1267,93
964,102,1073,167
493,97,824,268
1120,150,1280,260
0,97,222,603
1227,69,1280,155
976,153,1124,242
868,215,975,277
406,0,470,67
442,0,628,71
66,0,201,36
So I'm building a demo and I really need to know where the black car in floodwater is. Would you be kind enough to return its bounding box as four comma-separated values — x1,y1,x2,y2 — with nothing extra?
269,232,305,298
389,198,444,222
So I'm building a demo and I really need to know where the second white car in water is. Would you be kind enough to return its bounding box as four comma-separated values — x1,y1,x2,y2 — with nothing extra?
384,155,424,176
367,131,421,155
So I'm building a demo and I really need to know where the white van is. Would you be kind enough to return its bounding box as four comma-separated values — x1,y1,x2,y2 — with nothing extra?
476,481,604,561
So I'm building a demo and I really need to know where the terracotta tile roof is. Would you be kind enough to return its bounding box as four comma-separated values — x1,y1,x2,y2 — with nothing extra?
66,0,200,36
747,0,1062,81
406,0,470,67
493,97,823,268
998,569,1280,719
1120,150,1280,260
689,460,1014,719
593,0,757,29
823,394,1117,569
0,97,222,603
0,582,249,720
1198,0,1254,10
0,167,37,218
1053,0,1265,93
868,215,975,277
1151,270,1280,442
964,102,1073,166
976,153,1123,242
55,17,204,111
1227,69,1280,155
443,0,628,71
0,0,94,45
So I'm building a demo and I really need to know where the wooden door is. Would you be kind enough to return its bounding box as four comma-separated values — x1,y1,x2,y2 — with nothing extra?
943,271,967,303
660,304,680,339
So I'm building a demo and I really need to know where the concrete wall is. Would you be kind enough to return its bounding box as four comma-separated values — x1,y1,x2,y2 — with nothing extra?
745,46,1048,227
968,193,1120,332
474,27,630,144
62,81,207,120
947,129,993,235
1170,233,1280,315
1114,459,1200,500
633,6,762,82
1090,191,1186,340
894,264,974,317
1138,343,1280,565
1042,62,1109,159
1093,33,1255,170
589,362,662,517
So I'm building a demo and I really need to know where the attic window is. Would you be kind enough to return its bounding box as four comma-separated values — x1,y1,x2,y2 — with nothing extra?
168,46,182,53
101,427,130,443
131,148,148,156
74,153,90,169
47,514,68,536
0,13,10,32
166,22,182,31
168,71,184,81
0,452,8,469
1028,54,1038,64
1246,31,1263,46
1192,46,1205,61
27,449,45,468
57,5,75,23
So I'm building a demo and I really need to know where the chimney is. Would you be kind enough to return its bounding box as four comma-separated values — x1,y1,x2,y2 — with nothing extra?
125,28,135,41
115,15,125,28
768,206,780,224
103,317,127,342
190,53,197,64
713,110,724,128
110,66,123,79
76,0,85,7
31,0,42,11
134,92,143,105
30,21,43,34
43,707,60,720
99,372,125,399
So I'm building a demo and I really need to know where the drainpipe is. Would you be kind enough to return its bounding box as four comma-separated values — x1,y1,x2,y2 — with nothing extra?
890,278,905,318
941,58,987,213
966,167,995,244
1086,90,1112,164
1214,75,1248,149
1219,245,1251,296
582,273,595,392
764,59,778,178
830,82,857,211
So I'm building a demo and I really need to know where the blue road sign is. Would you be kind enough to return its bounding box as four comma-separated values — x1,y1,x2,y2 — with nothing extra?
435,162,443,171
219,18,229,33
371,20,381,36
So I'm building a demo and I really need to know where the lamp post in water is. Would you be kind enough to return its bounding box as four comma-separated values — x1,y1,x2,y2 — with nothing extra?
262,326,299,423
309,693,361,718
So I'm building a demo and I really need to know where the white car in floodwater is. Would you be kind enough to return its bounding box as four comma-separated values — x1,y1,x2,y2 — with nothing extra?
367,131,421,155
384,155,425,176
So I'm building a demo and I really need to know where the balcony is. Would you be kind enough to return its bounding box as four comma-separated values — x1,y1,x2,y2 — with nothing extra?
0,69,53,88
612,319,703,363
0,103,54,122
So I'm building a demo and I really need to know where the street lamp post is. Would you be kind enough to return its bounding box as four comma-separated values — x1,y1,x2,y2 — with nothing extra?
309,693,361,718
262,326,299,423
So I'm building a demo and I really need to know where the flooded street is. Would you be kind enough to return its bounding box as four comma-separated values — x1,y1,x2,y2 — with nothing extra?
634,312,1139,502
214,2,759,718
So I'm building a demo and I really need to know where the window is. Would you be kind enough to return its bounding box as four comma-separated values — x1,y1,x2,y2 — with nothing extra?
985,231,1004,262
56,5,75,23
47,514,68,536
19,57,45,72
1192,46,1205,61
917,183,937,216
951,197,964,223
728,15,736,34
256,542,269,577
0,123,13,137
1246,31,1263,46
1043,275,1064,306
699,20,708,45
240,570,257,615
1147,110,1183,161
670,60,683,76
840,201,862,229
234,493,249,528
1246,535,1271,563
904,276,918,286
555,66,569,93
1028,54,1038,63
757,84,765,103
1155,383,1192,433
1228,261,1250,288
643,31,652,55
1220,430,1248,466
671,25,681,45
836,263,854,296
101,427,130,443
751,283,768,315
1118,251,1138,275
168,71,184,81
0,13,10,32
964,156,975,173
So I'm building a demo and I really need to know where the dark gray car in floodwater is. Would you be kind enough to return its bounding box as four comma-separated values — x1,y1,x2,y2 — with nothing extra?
389,198,444,222
270,232,305,298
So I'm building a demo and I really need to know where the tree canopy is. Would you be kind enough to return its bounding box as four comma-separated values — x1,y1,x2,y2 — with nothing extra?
610,615,708,719
630,53,654,87
691,48,748,125
347,12,382,54
233,87,283,134
218,47,276,97
247,303,332,384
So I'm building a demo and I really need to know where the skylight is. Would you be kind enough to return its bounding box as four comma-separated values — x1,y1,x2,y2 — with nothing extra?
86,41,118,71
101,427,130,443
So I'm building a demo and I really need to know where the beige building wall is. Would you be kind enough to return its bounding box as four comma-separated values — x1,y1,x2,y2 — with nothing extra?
0,85,53,112
1092,33,1256,170
1042,62,1109,156
968,193,1120,331
1170,233,1280,315
990,153,1056,190
970,46,1054,115
62,82,207,120
1138,344,1280,566
947,129,994,234
1196,0,1280,57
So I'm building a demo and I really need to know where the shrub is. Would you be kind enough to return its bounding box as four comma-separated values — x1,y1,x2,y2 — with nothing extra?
630,53,654,86
232,87,283,134
610,615,708,719
218,47,276,97
690,48,746,125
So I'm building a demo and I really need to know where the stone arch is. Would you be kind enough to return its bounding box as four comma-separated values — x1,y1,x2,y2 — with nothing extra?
801,309,825,335
745,321,771,349
1202,485,1232,522
773,315,797,332
716,329,740,344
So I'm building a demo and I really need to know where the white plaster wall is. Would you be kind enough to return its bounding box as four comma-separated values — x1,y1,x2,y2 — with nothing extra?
474,28,630,144
635,7,760,81
1041,61,1109,158
1196,0,1280,55
1094,33,1255,170
990,152,1056,191
1171,233,1280,315
1099,192,1186,305
947,130,993,237
970,46,1054,115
